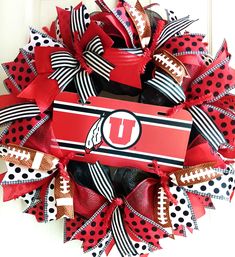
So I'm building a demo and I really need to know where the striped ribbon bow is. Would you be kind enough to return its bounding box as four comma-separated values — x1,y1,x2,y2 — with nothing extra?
49,36,114,104
88,162,138,257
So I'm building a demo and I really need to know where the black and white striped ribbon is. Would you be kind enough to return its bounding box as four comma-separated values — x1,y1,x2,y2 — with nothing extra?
157,16,196,49
74,71,96,105
88,162,137,257
70,5,90,40
146,71,186,104
85,36,104,55
188,106,227,150
120,48,144,56
83,50,114,81
49,51,80,90
0,103,40,125
146,70,225,150
49,36,114,103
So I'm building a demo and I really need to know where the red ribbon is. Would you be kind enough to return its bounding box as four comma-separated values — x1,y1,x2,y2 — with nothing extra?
57,152,75,180
73,32,92,74
167,93,214,116
152,160,178,205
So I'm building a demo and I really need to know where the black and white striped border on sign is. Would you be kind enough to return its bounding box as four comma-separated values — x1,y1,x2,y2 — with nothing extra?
54,139,185,168
188,106,227,150
146,71,186,104
88,162,137,257
157,16,196,49
0,103,40,125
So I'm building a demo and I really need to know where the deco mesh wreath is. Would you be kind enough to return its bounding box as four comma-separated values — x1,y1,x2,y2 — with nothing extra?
1,0,235,256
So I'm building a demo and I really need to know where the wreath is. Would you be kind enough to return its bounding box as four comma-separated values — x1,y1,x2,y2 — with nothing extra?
0,1,235,257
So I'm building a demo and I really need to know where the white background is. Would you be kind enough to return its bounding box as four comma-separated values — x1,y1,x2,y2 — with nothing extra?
0,0,235,257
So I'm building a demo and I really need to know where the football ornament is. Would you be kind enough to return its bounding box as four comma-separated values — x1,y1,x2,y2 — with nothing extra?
0,1,235,257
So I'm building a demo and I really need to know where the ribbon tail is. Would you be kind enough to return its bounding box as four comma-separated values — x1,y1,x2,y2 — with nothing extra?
111,207,138,257
49,66,79,92
157,16,197,49
188,106,227,151
44,177,57,222
85,36,105,55
84,51,114,81
88,162,115,202
146,71,186,104
70,5,90,40
55,173,74,219
18,75,60,113
74,71,97,104
0,103,40,126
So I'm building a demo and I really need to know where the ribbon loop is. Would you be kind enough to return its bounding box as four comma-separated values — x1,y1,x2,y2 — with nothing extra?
71,5,91,40
83,50,114,81
0,103,40,125
49,51,81,91
188,105,227,150
50,51,79,69
168,104,228,151
85,36,104,55
146,71,186,105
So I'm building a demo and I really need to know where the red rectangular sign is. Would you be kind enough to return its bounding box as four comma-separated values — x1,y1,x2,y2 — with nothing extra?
52,92,192,172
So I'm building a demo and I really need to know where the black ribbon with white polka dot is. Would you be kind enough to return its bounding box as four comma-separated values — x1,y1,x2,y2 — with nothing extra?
48,36,114,104
88,162,138,257
0,103,41,125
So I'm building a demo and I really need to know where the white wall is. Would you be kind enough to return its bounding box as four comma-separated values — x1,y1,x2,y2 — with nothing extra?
0,1,235,257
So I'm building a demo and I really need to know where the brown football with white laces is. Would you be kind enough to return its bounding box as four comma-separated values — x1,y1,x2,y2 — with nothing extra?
154,50,189,84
